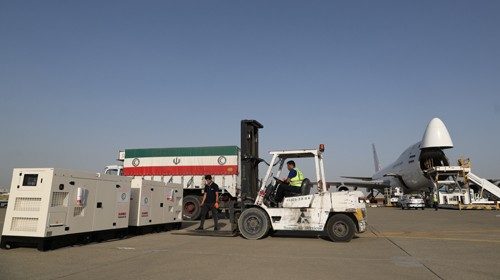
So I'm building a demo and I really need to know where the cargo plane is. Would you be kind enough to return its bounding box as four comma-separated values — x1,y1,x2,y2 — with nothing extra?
332,118,456,194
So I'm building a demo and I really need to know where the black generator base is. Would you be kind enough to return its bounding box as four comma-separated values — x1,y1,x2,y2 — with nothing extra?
128,222,182,235
0,228,129,251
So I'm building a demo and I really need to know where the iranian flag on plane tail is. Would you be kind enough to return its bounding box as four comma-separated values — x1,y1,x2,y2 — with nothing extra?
123,146,239,176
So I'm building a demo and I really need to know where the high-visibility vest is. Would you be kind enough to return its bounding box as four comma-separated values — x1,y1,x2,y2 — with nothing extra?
289,168,305,187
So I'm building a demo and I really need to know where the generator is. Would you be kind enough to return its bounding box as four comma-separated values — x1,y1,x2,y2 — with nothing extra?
0,168,131,251
128,178,183,234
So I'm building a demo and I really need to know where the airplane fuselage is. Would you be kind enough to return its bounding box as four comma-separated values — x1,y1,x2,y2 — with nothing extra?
372,142,449,192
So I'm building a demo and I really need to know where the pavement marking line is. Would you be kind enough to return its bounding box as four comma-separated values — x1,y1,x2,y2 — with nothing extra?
53,251,152,280
380,229,500,235
363,236,500,243
369,224,444,280
362,229,500,243
391,256,423,268
52,241,195,280
54,245,401,280
380,235,500,244
117,247,136,250
144,248,398,263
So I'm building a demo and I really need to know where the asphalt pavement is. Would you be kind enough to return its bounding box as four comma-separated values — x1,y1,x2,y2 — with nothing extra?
0,207,499,280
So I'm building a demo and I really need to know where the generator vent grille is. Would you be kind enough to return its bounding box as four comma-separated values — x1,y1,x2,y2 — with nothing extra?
11,217,38,232
14,197,42,211
51,192,69,207
73,206,85,217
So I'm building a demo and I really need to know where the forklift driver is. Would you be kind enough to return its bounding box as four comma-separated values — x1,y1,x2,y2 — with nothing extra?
275,160,304,203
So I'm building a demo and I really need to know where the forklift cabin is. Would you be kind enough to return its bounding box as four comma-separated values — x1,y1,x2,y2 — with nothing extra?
256,145,327,206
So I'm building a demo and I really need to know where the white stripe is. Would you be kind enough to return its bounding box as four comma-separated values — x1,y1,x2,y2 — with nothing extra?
124,155,238,168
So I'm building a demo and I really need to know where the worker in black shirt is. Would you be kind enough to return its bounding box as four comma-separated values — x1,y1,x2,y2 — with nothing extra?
196,175,220,231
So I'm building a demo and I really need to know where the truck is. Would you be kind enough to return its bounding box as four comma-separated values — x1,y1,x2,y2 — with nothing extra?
105,120,263,220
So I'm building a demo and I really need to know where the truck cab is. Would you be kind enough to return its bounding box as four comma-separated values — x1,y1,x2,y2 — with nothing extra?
104,165,123,176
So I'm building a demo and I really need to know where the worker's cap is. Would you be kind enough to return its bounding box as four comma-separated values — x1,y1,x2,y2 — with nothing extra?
204,175,212,180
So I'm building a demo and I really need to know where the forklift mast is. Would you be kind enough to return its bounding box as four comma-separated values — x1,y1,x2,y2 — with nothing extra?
240,120,263,202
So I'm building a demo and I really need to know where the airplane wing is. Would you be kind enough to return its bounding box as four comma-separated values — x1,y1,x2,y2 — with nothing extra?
341,176,373,181
327,180,391,191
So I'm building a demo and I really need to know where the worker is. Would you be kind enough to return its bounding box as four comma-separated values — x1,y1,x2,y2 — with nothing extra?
275,160,304,203
433,193,439,211
196,175,220,231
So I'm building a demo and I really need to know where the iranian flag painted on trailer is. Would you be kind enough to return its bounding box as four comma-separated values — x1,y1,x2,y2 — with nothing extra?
123,146,239,176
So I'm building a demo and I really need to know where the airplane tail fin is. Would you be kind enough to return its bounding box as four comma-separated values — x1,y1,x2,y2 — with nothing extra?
372,143,381,172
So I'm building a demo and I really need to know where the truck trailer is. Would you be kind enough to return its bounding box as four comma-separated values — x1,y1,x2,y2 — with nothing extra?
105,120,263,220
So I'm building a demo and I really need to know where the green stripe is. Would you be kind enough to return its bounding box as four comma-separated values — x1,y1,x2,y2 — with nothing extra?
125,146,239,158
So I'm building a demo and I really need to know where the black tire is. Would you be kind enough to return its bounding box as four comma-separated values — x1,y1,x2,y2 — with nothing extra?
325,214,356,242
183,195,201,221
238,208,270,240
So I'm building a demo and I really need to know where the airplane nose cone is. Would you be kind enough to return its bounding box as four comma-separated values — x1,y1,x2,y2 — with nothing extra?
421,118,453,149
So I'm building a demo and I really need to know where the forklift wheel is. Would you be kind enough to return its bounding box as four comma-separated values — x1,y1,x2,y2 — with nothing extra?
325,214,356,242
238,208,270,240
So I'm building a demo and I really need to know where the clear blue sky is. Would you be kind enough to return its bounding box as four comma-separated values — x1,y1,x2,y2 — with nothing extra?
1,1,499,188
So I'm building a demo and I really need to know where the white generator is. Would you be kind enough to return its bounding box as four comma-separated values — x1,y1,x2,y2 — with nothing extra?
0,168,131,251
129,178,183,234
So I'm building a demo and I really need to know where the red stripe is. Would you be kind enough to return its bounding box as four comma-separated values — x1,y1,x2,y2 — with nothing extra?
123,165,239,176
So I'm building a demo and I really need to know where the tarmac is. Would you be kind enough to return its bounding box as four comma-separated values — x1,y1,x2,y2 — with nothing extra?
0,207,499,280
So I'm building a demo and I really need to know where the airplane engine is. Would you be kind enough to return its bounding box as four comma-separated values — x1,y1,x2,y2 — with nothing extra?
338,185,350,192
335,185,357,192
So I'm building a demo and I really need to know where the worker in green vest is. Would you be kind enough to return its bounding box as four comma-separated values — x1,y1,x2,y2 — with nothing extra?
275,160,305,203
433,193,439,211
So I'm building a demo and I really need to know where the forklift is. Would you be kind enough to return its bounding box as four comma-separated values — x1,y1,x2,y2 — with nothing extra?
235,144,366,242
229,121,367,242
